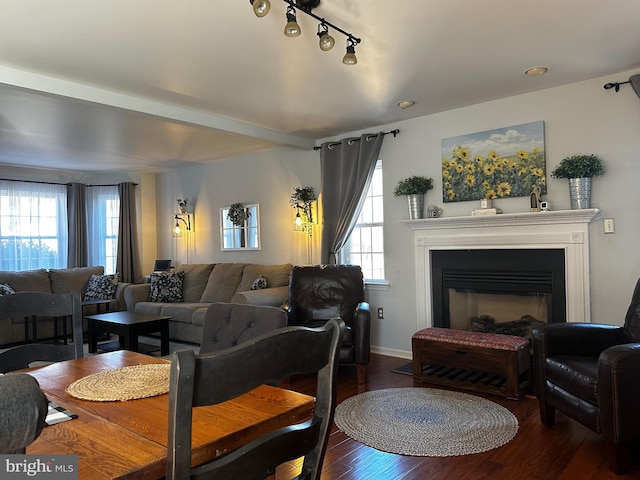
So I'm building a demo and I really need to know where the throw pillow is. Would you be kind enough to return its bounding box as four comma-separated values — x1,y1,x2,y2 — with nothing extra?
250,275,268,290
149,271,185,302
0,283,15,296
83,273,120,301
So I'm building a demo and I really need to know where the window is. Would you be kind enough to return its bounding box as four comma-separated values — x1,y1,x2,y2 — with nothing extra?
0,181,68,270
342,160,385,281
87,186,119,274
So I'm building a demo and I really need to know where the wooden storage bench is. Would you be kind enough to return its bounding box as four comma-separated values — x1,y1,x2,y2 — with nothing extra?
412,327,530,399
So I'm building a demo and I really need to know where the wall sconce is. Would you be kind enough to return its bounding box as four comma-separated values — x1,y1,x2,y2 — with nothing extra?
290,186,317,237
173,213,192,236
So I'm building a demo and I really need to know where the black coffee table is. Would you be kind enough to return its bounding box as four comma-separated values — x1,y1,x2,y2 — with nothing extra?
86,311,171,356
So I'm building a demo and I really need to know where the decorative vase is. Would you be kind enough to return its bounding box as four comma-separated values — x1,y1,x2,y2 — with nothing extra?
568,177,592,209
407,194,424,220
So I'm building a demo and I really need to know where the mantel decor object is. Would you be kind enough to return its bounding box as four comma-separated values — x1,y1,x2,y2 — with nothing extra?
394,176,434,220
550,154,605,209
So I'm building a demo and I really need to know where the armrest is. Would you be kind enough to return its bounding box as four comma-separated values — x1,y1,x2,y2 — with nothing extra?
230,286,289,307
123,283,151,311
598,343,640,443
114,282,131,311
532,323,627,358
353,302,371,365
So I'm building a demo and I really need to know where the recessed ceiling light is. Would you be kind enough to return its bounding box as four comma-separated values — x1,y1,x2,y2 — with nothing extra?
398,100,416,109
525,66,549,76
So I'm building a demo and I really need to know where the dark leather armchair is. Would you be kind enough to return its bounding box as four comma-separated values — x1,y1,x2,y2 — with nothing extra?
283,265,371,384
532,278,640,474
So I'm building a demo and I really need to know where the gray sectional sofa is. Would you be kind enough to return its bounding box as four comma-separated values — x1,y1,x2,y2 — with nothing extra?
123,263,293,344
0,266,129,346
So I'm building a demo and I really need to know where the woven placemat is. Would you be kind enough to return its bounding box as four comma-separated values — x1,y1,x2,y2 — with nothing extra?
66,363,171,402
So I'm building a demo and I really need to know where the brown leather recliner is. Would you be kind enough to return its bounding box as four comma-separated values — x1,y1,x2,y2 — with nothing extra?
282,265,371,384
532,278,640,474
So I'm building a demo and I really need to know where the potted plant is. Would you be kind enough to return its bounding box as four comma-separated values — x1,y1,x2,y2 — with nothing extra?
227,203,250,226
394,176,434,219
550,154,605,209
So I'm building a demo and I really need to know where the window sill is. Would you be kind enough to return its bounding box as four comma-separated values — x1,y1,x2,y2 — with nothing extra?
364,281,389,291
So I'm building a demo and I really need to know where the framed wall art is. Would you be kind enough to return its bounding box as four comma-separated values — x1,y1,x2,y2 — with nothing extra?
441,121,546,203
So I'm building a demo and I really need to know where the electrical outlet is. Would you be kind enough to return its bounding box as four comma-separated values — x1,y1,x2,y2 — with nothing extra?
377,307,384,319
604,218,615,234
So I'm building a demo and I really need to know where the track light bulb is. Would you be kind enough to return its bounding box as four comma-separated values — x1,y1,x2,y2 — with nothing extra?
284,7,301,37
317,24,335,51
342,45,357,65
251,0,271,17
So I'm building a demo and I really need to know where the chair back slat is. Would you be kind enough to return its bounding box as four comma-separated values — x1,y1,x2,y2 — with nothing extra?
167,317,345,480
0,291,83,373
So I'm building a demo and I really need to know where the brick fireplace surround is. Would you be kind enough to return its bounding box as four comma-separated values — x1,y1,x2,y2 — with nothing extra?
406,209,601,332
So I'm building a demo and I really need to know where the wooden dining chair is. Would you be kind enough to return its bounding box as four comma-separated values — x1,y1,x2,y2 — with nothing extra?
167,317,345,480
0,291,84,373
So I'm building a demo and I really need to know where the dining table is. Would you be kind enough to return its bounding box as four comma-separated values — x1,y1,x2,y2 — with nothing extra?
24,350,315,480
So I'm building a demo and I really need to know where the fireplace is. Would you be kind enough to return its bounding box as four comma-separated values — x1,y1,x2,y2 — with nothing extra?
407,209,601,332
431,248,566,332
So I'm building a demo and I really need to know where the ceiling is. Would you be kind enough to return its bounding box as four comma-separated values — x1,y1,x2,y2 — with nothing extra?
1,0,639,173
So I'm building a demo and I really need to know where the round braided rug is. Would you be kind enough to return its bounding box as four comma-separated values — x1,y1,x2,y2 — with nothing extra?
66,363,171,402
334,387,518,457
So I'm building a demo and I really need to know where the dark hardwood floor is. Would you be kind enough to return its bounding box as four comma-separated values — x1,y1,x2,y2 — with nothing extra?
277,353,640,480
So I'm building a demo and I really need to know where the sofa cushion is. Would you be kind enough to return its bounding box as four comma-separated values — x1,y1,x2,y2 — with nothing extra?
191,307,210,327
83,273,120,301
49,266,104,294
149,272,185,302
134,302,165,316
200,263,245,303
160,303,209,325
178,264,215,303
0,269,51,293
236,263,292,293
0,284,15,296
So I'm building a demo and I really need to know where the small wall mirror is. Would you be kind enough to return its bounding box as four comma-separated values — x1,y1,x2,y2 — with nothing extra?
220,204,260,250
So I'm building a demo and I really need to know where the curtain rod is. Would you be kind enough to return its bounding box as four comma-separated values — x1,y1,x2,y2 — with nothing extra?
313,129,400,150
0,178,137,187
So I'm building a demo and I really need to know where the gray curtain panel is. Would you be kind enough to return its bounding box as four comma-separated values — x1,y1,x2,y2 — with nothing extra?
116,182,142,283
320,132,384,264
66,182,88,268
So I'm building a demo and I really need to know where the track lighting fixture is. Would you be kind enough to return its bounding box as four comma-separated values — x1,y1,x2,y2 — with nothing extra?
250,0,271,17
249,0,360,65
342,37,358,65
317,22,335,51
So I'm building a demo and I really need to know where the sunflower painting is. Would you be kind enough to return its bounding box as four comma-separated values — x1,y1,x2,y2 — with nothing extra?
441,121,546,203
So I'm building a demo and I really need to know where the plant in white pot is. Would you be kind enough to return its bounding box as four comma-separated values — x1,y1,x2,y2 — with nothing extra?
394,175,434,219
550,154,605,209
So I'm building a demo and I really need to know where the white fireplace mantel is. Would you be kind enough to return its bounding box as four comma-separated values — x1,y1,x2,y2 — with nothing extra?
408,209,601,331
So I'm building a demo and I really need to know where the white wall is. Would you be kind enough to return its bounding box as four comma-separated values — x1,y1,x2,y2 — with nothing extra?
155,146,320,266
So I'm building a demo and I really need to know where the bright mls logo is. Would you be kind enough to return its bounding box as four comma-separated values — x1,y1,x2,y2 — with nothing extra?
0,455,77,479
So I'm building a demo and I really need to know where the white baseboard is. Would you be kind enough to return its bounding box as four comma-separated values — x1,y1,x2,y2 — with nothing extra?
371,345,412,360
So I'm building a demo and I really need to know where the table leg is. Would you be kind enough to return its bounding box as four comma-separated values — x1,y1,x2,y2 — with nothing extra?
160,322,170,356
32,315,38,343
123,329,139,353
88,320,98,354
